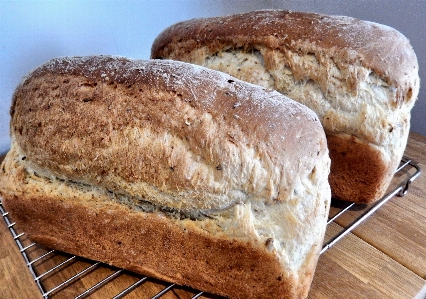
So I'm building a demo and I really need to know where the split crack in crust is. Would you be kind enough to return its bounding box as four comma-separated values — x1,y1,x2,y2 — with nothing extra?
166,46,410,148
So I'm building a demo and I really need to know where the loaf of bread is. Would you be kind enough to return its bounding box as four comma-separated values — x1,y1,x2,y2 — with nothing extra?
0,56,331,299
151,10,420,203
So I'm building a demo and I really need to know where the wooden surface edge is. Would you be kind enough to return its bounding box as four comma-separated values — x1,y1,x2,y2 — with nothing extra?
0,212,41,299
309,222,426,299
330,130,426,280
414,284,426,299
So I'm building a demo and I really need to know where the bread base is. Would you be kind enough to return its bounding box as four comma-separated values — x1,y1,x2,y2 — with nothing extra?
0,145,324,299
327,134,397,203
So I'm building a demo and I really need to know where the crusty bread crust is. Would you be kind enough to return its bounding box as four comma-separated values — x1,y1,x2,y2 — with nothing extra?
327,134,391,203
2,176,314,299
151,10,418,102
1,56,331,299
11,56,326,210
151,10,420,203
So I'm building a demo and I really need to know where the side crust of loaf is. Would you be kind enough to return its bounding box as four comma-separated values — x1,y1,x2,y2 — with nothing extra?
327,134,395,202
0,56,331,299
1,137,328,299
151,10,420,203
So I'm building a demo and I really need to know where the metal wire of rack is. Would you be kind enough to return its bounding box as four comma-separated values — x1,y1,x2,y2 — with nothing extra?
0,201,207,299
320,156,421,254
0,156,421,299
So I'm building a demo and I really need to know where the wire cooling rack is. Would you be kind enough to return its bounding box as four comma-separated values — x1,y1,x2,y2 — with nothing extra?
0,156,421,299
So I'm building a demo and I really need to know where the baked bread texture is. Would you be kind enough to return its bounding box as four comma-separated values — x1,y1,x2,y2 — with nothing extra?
0,56,331,299
151,9,420,203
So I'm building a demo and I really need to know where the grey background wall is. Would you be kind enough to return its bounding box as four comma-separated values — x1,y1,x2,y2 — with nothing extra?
1,0,425,154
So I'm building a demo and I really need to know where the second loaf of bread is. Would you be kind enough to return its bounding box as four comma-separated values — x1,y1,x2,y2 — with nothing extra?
151,10,420,203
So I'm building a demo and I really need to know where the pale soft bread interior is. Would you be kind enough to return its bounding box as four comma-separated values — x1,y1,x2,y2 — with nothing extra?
201,49,412,156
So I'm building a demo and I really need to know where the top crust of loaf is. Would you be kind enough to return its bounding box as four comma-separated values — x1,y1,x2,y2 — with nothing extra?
151,9,419,108
10,56,328,212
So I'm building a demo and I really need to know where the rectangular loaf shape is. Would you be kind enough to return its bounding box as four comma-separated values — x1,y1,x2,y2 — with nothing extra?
0,56,331,299
151,10,420,203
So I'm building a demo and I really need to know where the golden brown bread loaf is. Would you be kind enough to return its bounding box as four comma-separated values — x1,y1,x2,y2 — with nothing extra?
151,9,420,203
0,56,331,299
